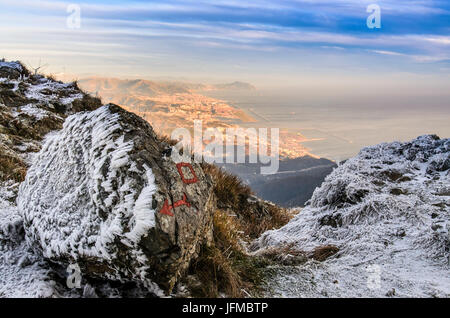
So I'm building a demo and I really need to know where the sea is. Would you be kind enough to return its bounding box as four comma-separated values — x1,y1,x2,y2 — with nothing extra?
203,89,450,161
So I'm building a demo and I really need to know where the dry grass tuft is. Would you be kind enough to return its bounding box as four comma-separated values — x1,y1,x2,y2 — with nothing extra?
187,165,293,297
257,243,339,266
0,155,27,182
259,243,305,260
71,94,102,113
310,245,339,261
45,74,57,81
257,243,307,266
187,210,270,298
157,133,179,147
202,163,252,210
202,163,292,238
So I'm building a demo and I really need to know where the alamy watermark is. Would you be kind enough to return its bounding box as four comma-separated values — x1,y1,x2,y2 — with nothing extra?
366,264,381,290
66,4,81,29
171,120,280,175
367,4,381,29
66,263,82,289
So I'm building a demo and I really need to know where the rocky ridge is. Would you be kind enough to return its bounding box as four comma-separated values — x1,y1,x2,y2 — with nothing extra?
254,135,450,297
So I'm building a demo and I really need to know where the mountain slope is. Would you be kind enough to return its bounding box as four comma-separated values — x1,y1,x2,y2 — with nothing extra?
254,135,449,297
220,157,337,207
0,60,289,298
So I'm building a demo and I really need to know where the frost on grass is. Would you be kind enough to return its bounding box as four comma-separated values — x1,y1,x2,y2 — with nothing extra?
11,103,60,121
255,135,450,298
23,76,83,107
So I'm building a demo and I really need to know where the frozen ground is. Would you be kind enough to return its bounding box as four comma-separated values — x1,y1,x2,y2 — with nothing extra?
0,181,60,297
255,135,449,298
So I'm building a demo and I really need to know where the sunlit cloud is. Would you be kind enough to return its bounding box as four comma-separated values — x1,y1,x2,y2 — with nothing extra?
0,0,449,83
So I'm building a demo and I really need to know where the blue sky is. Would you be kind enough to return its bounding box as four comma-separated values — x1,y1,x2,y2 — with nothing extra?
0,0,449,91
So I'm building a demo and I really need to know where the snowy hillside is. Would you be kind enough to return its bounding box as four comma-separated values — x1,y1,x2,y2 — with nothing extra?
254,135,449,297
0,60,104,297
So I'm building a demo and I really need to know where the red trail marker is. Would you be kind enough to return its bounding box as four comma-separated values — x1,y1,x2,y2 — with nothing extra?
159,193,191,216
176,162,198,184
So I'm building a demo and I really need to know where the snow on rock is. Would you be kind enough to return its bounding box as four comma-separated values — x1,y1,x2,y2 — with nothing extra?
0,181,60,298
254,135,449,298
0,60,106,298
1,61,212,297
0,61,25,80
18,104,215,294
0,61,23,71
11,103,59,121
23,76,83,108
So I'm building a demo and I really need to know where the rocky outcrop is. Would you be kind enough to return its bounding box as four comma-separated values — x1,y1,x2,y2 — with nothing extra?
0,60,102,183
18,104,214,294
0,61,28,80
0,60,273,297
254,135,450,297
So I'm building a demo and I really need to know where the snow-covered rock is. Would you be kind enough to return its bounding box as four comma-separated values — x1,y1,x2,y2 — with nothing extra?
1,61,214,297
254,135,449,297
0,60,101,297
18,104,214,294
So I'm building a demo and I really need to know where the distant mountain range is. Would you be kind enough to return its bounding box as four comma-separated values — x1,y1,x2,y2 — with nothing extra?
77,77,256,98
209,81,256,91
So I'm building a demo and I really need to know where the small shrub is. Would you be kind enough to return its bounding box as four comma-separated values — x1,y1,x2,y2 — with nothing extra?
157,133,179,147
46,74,56,81
71,94,102,113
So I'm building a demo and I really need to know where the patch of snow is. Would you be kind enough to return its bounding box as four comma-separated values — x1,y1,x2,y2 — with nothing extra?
0,182,59,298
0,61,23,71
123,166,157,243
256,135,450,298
60,95,83,105
12,104,56,121
24,77,82,107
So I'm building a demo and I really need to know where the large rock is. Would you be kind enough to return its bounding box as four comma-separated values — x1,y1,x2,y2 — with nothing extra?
18,104,214,294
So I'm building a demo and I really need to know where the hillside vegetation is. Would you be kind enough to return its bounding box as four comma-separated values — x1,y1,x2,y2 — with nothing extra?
0,60,291,297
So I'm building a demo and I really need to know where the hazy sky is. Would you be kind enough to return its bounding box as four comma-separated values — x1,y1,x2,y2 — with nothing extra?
1,0,450,93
